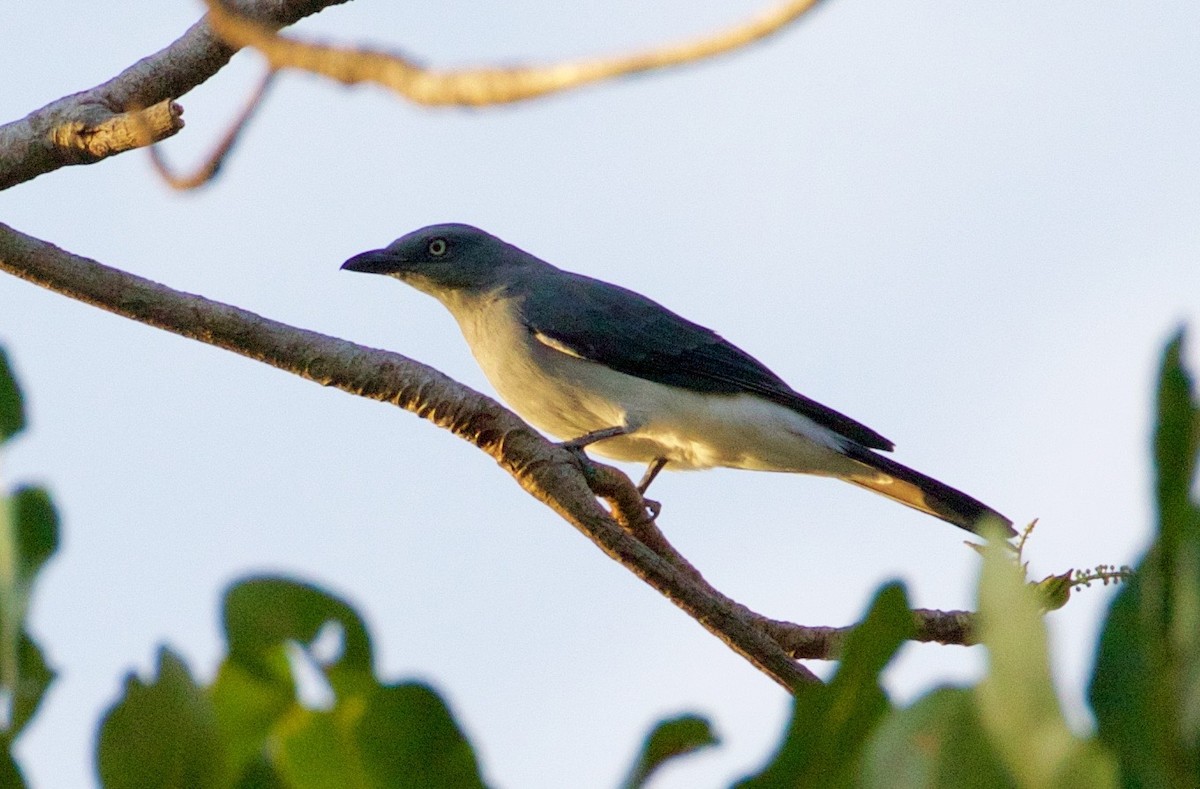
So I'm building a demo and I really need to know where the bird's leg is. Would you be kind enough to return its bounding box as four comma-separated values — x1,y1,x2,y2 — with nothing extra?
560,424,661,519
637,457,667,494
558,426,629,480
560,425,629,450
634,458,667,520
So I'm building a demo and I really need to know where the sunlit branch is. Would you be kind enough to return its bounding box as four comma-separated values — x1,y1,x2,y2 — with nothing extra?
149,71,276,190
203,0,826,106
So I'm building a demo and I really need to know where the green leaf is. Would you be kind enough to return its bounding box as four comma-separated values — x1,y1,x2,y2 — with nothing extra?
0,486,59,738
274,708,368,789
223,576,373,692
6,634,54,739
1091,330,1200,787
861,686,1012,789
975,525,1117,789
221,576,485,789
621,713,718,789
232,755,288,789
209,653,295,783
738,582,915,789
96,648,229,789
273,682,487,789
1033,571,1072,612
355,682,487,789
0,348,24,445
0,745,26,788
11,487,59,585
1153,330,1200,532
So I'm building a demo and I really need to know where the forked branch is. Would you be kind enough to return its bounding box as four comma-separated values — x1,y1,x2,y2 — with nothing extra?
1,0,824,189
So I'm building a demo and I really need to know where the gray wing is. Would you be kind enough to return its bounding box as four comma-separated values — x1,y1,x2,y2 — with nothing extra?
515,270,894,451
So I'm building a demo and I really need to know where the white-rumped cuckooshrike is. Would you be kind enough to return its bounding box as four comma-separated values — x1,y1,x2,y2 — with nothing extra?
343,223,1011,536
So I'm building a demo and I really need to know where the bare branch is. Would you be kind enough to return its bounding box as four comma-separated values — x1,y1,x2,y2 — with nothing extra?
0,0,347,190
204,0,826,106
60,100,185,162
590,460,981,658
1,0,822,189
149,71,277,190
765,608,977,661
0,220,821,692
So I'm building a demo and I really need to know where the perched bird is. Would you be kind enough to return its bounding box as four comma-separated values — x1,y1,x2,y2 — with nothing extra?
343,223,1012,536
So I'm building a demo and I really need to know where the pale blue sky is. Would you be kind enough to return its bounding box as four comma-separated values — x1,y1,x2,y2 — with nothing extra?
3,1,1199,786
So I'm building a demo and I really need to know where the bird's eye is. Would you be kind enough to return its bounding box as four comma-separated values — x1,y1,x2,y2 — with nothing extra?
427,238,448,256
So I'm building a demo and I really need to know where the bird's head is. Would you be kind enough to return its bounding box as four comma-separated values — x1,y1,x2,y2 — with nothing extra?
342,223,528,297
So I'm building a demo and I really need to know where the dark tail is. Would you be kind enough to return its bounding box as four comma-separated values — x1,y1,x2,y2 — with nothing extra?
841,446,1014,536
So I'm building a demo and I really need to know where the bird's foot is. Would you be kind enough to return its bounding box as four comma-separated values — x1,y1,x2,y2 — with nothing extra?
642,497,661,521
561,443,597,476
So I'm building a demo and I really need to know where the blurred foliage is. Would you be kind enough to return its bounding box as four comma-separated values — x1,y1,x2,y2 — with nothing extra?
98,576,487,789
2,332,1198,787
621,713,719,789
0,348,59,789
1089,331,1200,787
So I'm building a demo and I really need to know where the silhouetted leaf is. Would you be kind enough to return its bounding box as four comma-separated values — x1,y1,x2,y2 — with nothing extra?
11,487,58,586
0,486,58,738
274,682,487,789
0,348,24,444
97,648,228,789
223,575,373,693
621,713,718,789
1091,330,1200,787
220,576,485,788
356,682,486,789
0,743,27,789
6,634,54,739
738,582,914,789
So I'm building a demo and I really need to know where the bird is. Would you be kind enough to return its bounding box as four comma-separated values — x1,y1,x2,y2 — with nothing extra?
342,223,1012,536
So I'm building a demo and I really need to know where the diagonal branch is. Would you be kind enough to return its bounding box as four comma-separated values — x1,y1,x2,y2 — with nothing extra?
204,0,826,106
0,221,983,686
0,221,822,691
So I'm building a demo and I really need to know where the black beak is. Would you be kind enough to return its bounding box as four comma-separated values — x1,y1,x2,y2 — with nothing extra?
341,249,403,274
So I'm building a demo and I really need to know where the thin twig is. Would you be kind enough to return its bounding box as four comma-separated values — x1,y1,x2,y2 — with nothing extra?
204,0,827,106
149,71,277,190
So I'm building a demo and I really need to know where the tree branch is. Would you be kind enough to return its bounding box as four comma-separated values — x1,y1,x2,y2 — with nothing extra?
0,0,348,190
204,0,826,106
586,462,980,658
764,607,977,660
1,0,823,190
0,221,826,691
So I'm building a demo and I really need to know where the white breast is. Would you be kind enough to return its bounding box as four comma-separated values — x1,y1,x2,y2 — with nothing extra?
441,291,858,477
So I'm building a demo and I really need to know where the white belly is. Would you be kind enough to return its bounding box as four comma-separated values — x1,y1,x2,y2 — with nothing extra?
448,294,857,476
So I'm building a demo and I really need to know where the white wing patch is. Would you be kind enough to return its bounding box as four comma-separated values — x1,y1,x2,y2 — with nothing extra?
533,330,587,360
